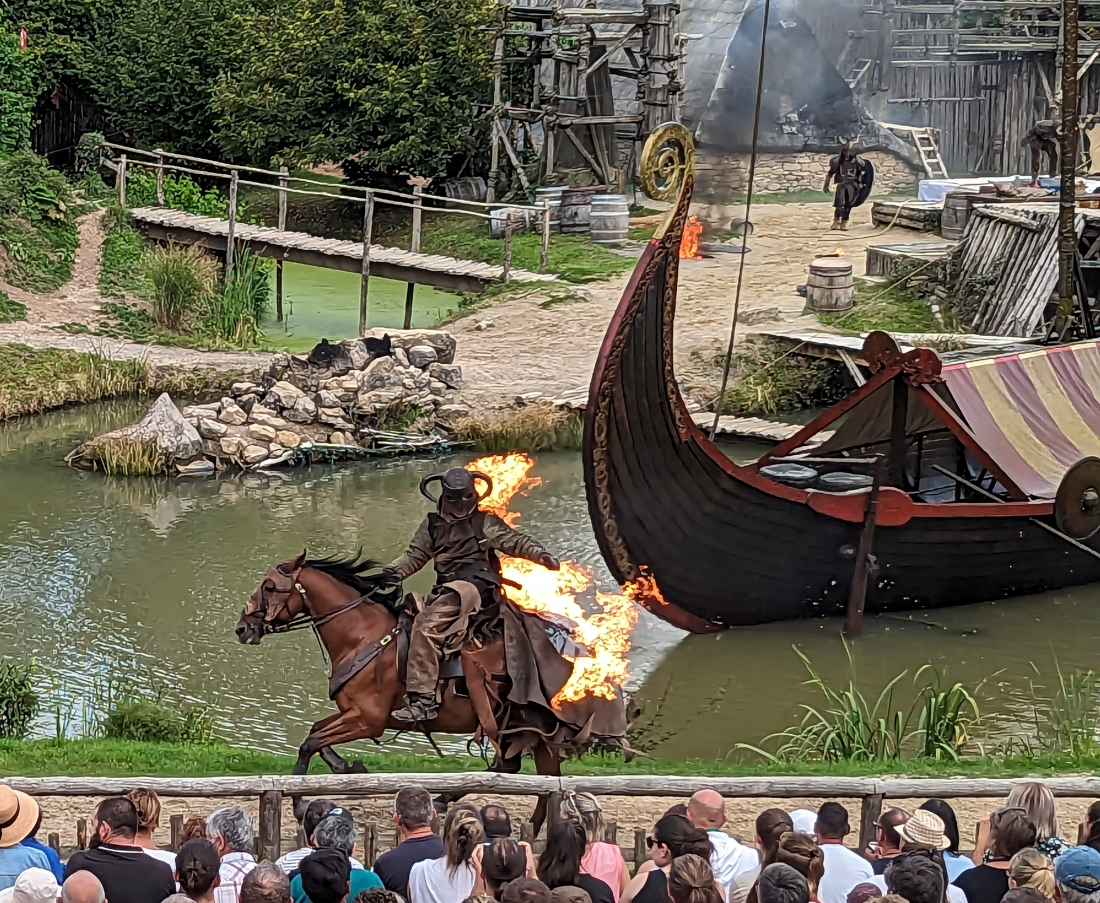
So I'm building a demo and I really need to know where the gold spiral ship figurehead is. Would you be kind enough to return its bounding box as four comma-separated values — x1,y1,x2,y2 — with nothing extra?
639,122,696,201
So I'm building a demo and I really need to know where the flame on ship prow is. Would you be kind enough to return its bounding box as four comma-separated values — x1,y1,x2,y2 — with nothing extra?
466,452,654,706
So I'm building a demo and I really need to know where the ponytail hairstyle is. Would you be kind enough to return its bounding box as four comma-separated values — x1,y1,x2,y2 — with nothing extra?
757,809,795,868
653,815,714,861
1009,849,1055,901
669,854,724,903
775,833,825,896
444,807,486,875
127,789,163,833
176,838,221,898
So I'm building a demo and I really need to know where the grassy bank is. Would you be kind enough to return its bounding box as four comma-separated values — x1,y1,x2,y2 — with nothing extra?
447,405,584,452
6,739,1100,778
0,344,249,421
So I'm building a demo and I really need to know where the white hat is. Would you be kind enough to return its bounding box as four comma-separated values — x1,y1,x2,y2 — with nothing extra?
790,809,817,834
0,868,60,903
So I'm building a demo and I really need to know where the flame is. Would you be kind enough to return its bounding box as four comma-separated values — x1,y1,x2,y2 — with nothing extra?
834,247,845,256
679,215,703,260
466,453,645,705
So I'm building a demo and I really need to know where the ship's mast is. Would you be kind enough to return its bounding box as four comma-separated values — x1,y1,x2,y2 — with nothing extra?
1057,0,1080,327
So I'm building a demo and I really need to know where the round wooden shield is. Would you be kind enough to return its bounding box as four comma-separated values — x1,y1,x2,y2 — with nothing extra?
1055,456,1100,539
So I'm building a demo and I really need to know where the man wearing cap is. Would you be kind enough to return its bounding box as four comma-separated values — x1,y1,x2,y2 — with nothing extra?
0,788,52,892
1055,846,1100,903
276,803,363,876
289,810,381,903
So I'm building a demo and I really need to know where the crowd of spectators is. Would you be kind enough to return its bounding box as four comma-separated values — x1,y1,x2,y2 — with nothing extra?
4,781,1100,903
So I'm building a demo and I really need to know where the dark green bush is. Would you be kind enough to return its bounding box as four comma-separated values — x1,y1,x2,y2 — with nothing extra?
102,698,212,744
0,661,39,739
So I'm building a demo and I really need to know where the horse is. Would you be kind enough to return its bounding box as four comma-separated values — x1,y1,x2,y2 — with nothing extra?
236,550,563,810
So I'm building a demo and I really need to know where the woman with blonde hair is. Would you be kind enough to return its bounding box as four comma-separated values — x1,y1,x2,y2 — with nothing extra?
127,788,178,867
774,833,825,903
1006,784,1069,860
669,855,724,903
1008,849,1055,902
565,793,629,901
410,806,486,903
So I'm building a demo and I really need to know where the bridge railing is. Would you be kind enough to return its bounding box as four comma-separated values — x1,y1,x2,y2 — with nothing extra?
7,773,1100,864
100,142,554,332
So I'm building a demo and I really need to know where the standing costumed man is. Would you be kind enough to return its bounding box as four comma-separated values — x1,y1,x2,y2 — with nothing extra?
385,467,560,724
824,142,874,231
1022,119,1059,186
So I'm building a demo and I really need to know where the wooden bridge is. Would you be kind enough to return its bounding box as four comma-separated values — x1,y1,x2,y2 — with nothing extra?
129,206,554,294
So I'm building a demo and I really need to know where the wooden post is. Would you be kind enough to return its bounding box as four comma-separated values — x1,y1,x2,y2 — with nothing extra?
888,377,909,488
844,457,885,638
502,218,514,284
364,822,378,867
359,190,375,335
520,822,535,846
276,166,288,322
170,814,184,851
604,820,618,844
858,794,885,852
77,818,88,851
47,833,60,855
1057,0,1081,328
118,154,128,208
155,149,165,205
633,827,647,870
226,169,239,282
259,789,283,862
540,200,551,273
404,185,423,329
487,36,506,203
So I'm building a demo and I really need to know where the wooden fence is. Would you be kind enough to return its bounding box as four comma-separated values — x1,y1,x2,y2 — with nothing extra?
101,142,553,333
10,773,1100,864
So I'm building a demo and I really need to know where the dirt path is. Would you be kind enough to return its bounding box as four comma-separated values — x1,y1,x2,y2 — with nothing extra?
452,202,889,407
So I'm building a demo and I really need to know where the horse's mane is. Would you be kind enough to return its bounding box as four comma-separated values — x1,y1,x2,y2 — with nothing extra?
305,552,400,605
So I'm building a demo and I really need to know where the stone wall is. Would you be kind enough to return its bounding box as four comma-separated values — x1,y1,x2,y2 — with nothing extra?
695,151,920,198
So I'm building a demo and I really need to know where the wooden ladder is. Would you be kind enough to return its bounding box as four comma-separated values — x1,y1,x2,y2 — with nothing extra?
883,124,949,179
846,58,873,90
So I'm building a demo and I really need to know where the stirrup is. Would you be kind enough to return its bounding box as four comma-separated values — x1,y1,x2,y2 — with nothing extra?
393,695,438,724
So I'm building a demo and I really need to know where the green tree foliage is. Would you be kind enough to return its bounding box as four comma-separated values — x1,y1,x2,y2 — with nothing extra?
0,26,35,152
213,0,496,178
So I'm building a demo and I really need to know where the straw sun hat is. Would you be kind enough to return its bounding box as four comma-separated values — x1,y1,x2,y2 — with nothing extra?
0,785,41,848
896,809,951,851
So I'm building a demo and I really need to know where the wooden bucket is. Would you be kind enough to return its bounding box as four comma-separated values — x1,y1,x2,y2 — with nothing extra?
559,186,606,233
806,258,854,312
535,186,565,233
589,194,630,244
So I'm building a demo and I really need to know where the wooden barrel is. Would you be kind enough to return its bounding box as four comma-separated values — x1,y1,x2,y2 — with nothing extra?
805,258,854,312
589,194,630,244
559,186,606,233
488,206,531,238
941,191,971,240
442,177,487,207
535,186,565,233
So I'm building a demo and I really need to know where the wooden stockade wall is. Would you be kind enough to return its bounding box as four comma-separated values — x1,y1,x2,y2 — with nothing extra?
11,774,1100,864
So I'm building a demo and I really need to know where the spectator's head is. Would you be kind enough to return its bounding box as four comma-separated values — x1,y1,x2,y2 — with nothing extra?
897,810,951,854
300,849,352,903
314,809,357,857
669,853,723,903
1010,849,1056,901
562,794,605,848
500,879,551,903
181,816,210,844
208,808,255,856
688,790,726,831
127,789,163,836
884,853,945,903
1006,889,1052,903
1008,784,1060,843
443,806,485,874
0,786,41,849
876,809,911,854
548,888,590,903
394,787,434,836
756,809,795,868
756,863,809,903
648,815,713,870
351,892,402,903
60,873,105,903
537,819,587,889
789,811,817,835
0,868,59,903
814,803,850,843
482,805,513,840
483,838,528,898
990,809,1039,862
176,839,221,901
241,862,292,903
847,884,882,903
299,801,339,847
1056,846,1100,903
663,804,689,820
1082,803,1100,851
91,797,139,846
774,833,825,896
918,801,962,855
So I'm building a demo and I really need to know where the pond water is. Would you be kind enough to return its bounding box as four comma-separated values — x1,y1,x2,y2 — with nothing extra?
260,264,457,353
3,402,1100,762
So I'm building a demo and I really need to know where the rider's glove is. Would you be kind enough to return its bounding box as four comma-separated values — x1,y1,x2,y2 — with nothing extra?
537,553,560,571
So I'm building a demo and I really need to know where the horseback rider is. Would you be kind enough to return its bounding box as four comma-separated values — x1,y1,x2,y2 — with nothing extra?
385,467,560,724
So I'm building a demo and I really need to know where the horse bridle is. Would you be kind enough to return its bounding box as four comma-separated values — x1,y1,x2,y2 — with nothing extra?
254,565,383,635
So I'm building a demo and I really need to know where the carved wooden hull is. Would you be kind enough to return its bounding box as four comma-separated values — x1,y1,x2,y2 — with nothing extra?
582,175,1100,630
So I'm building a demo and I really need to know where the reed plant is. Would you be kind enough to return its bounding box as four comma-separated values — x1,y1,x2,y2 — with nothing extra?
204,251,270,345
1016,660,1100,760
0,661,38,740
145,244,218,332
447,404,583,452
80,435,171,476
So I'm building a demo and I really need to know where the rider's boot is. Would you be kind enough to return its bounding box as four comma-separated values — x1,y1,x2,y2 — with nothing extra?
392,693,439,724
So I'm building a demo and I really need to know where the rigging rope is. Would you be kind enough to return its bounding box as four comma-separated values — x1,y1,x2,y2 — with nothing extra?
709,0,774,441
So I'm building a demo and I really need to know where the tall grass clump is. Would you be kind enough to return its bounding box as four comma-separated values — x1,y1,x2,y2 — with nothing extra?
721,338,851,416
1021,660,1100,759
0,661,39,740
446,405,583,452
739,644,980,763
204,251,270,345
74,435,171,476
145,244,217,331
103,698,213,744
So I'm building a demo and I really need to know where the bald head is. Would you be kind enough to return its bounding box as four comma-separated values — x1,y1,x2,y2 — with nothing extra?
688,790,726,829
241,861,292,903
62,872,106,903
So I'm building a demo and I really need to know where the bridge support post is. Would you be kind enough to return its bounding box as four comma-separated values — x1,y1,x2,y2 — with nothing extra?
155,149,165,205
540,199,551,273
276,166,288,321
359,190,375,335
502,219,514,284
404,185,423,329
117,154,128,208
226,170,239,282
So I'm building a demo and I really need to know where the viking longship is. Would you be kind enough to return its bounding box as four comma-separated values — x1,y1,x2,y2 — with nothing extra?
583,168,1100,632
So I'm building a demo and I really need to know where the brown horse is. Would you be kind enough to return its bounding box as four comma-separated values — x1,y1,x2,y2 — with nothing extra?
236,551,563,784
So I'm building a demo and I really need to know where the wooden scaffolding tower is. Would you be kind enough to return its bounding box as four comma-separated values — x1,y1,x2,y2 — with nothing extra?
486,0,684,202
